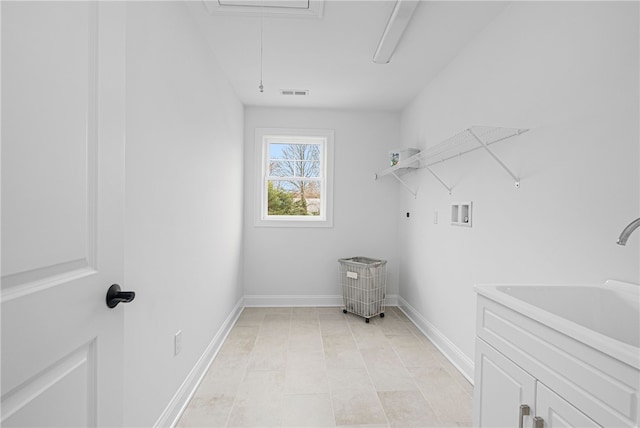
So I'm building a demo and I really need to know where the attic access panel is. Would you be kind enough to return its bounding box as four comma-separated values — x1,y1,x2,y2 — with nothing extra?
204,0,324,18
219,0,309,9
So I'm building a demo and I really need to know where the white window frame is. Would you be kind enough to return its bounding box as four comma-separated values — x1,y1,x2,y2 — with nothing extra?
255,128,334,228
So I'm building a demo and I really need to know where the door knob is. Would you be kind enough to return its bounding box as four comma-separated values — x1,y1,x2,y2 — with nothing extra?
106,284,135,308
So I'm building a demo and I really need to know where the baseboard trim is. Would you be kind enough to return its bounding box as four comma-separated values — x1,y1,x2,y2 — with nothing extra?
397,295,474,384
154,296,245,428
244,294,398,308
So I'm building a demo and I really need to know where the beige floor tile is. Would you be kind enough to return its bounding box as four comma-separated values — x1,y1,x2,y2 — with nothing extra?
246,346,287,371
177,307,473,428
335,425,389,428
289,333,324,352
260,307,293,315
212,349,251,370
320,320,351,336
327,368,374,392
360,347,404,370
325,350,366,370
377,319,414,336
226,325,261,341
263,313,292,324
234,316,264,327
254,334,288,349
291,307,322,319
349,321,386,336
285,366,329,394
220,340,255,356
408,366,463,401
377,390,442,427
393,344,446,368
235,370,285,399
316,307,342,314
226,395,283,427
177,395,234,428
331,389,388,426
197,363,246,396
259,324,291,340
442,363,474,393
353,335,391,352
323,335,365,369
367,367,419,392
318,311,347,320
290,319,321,332
385,334,423,348
287,349,326,371
429,392,473,427
282,393,335,427
322,334,358,350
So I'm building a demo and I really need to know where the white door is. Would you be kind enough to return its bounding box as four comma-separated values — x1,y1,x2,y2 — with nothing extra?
1,2,128,426
536,383,602,428
473,339,537,428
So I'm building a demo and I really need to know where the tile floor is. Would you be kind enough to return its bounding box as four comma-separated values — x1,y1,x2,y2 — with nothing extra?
177,307,473,427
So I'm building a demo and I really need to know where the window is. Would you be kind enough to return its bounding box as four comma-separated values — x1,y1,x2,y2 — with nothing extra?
255,128,334,227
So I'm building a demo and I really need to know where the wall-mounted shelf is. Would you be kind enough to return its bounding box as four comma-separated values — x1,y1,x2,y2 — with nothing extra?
373,155,422,197
374,126,529,197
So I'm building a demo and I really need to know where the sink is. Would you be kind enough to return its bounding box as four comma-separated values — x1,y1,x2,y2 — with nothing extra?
495,283,639,347
474,280,640,369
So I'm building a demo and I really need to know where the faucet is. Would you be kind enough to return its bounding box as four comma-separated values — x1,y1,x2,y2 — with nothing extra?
617,217,640,245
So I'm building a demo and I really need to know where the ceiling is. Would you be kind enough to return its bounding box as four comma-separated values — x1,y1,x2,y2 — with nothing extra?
186,1,509,111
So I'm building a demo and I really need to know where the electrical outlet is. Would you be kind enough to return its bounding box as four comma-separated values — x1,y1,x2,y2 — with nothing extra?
174,330,182,356
433,210,438,224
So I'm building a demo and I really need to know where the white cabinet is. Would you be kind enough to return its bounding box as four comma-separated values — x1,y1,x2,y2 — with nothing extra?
474,339,536,427
473,295,639,428
537,383,601,428
474,339,601,428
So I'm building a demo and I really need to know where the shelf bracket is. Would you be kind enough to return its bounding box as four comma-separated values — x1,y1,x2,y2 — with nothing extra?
425,166,452,195
390,171,418,199
468,128,521,188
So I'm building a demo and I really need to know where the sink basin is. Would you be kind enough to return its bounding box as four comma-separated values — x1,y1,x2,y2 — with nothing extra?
475,280,640,368
495,283,639,347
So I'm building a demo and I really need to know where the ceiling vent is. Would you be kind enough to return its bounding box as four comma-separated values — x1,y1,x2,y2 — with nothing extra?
280,89,309,96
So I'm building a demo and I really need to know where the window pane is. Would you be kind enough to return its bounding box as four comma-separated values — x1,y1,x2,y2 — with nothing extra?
267,179,322,216
268,143,321,178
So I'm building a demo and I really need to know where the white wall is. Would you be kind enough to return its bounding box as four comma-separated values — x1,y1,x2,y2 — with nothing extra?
243,107,400,304
398,1,639,380
124,3,244,426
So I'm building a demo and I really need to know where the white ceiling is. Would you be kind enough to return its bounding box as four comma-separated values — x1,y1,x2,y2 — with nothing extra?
186,1,509,111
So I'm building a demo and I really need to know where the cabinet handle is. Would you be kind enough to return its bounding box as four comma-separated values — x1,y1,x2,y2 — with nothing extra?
533,416,544,428
519,405,530,428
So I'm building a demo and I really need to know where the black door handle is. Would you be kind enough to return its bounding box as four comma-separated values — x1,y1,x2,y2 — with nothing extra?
106,284,135,308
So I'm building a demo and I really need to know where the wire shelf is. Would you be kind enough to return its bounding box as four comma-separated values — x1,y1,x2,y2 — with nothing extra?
375,126,529,196
416,126,527,166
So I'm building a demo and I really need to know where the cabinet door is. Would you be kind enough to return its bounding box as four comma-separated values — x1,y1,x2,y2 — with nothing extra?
536,382,602,428
473,339,537,428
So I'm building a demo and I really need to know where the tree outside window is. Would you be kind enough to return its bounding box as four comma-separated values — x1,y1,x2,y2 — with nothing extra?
267,142,322,216
255,128,334,228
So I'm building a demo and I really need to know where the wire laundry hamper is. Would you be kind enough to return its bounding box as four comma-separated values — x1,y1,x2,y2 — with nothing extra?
338,257,387,323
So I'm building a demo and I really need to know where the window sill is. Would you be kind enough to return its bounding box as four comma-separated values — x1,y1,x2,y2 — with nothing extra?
255,217,333,228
